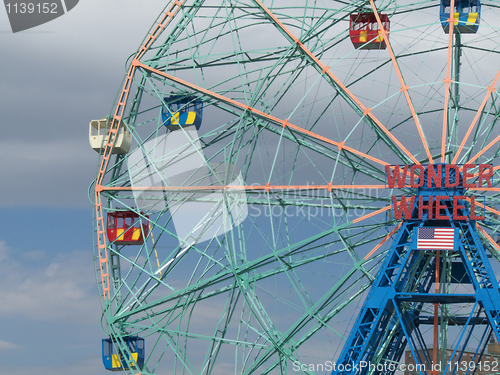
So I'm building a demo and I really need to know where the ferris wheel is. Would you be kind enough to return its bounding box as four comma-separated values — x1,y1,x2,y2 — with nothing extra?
90,0,500,374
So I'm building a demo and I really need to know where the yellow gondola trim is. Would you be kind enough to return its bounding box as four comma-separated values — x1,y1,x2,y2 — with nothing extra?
112,354,121,368
186,111,197,125
467,12,478,25
132,228,141,241
170,112,180,125
111,353,139,369
360,30,367,42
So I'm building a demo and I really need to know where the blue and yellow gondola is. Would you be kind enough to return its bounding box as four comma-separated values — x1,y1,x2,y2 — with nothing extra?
102,336,145,371
162,95,203,130
440,0,481,34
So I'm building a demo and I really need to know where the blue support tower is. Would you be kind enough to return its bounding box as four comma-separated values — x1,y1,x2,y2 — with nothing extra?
332,164,500,375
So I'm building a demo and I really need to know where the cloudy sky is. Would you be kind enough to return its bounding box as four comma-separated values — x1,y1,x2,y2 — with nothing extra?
0,1,168,373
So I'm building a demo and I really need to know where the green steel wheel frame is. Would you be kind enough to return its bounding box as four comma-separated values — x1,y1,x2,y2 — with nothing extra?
90,0,500,374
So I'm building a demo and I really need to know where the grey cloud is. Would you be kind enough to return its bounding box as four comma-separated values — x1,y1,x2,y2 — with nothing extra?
0,340,21,350
0,243,100,324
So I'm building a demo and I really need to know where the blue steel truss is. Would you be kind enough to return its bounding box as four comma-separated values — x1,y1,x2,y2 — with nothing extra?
332,168,500,375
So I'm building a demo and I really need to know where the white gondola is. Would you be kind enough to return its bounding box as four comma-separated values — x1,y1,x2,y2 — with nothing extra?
89,118,132,154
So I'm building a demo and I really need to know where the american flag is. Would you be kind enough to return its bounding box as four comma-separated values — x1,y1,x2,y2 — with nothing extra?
417,228,455,250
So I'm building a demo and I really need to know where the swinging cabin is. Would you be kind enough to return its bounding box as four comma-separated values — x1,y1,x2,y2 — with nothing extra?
162,94,204,130
89,118,132,154
440,0,481,34
349,12,390,50
106,211,149,245
102,336,145,371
